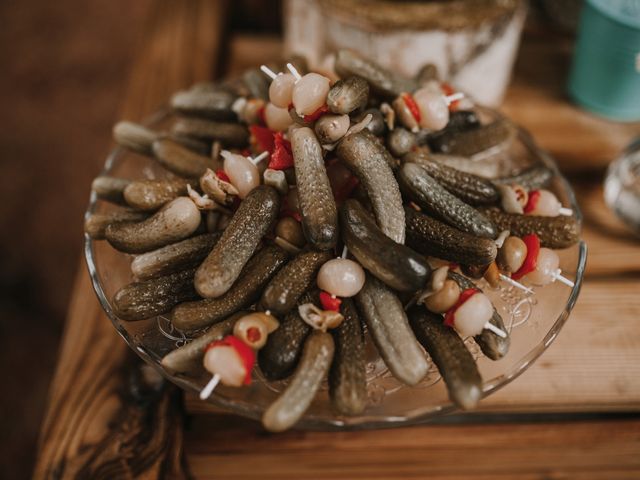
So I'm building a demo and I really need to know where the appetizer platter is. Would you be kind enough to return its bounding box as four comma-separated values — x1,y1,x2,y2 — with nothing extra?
84,51,586,431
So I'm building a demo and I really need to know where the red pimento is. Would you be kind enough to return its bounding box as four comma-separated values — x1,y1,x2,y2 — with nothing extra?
268,132,294,170
303,104,329,123
215,169,230,183
249,125,275,154
523,190,541,214
402,93,421,123
441,82,460,111
257,105,266,125
319,291,342,312
444,288,479,327
511,234,540,280
246,327,262,344
205,335,256,385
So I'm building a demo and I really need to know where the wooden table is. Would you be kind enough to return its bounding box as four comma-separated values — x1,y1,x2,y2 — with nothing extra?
34,2,640,478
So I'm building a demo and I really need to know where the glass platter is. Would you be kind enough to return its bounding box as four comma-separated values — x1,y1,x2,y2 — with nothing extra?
84,107,587,430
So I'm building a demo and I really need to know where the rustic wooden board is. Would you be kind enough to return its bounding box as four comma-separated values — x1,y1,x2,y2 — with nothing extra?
184,415,640,480
35,12,640,480
33,1,228,478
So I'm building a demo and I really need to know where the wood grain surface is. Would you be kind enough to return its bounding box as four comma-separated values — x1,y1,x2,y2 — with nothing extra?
34,7,640,480
184,415,640,480
33,1,228,478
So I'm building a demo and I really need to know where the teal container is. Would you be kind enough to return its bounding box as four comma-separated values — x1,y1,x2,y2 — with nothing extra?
568,0,640,121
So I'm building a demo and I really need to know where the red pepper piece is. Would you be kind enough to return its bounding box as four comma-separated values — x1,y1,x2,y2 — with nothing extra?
215,169,230,183
246,327,262,344
206,335,256,385
268,132,294,170
511,234,540,280
444,288,478,327
249,125,275,154
402,93,421,123
448,262,459,271
303,104,329,123
257,105,266,126
441,82,460,111
319,291,342,312
523,190,541,214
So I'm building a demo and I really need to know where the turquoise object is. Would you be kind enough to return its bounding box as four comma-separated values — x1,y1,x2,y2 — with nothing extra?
568,0,640,121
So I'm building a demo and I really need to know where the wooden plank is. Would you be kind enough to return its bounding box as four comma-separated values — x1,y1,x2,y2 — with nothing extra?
482,278,640,411
33,1,228,478
184,415,640,479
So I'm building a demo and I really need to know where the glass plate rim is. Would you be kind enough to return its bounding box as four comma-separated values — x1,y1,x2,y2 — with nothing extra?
83,107,587,430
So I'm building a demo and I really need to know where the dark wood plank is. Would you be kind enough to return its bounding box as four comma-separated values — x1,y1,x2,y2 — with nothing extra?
184,415,640,479
33,1,228,478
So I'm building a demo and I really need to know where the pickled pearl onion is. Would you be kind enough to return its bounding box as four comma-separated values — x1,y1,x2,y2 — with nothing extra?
205,335,255,385
444,288,478,327
317,258,366,298
444,289,493,337
269,73,296,108
525,247,560,286
292,72,331,116
222,151,260,199
525,189,562,217
412,87,449,130
203,346,246,387
264,103,293,132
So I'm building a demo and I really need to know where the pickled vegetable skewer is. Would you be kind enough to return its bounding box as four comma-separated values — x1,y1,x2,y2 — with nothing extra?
501,233,575,288
199,374,220,400
418,266,507,339
498,273,534,294
200,311,279,400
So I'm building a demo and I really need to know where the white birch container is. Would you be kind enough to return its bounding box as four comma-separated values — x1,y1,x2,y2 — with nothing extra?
284,0,527,106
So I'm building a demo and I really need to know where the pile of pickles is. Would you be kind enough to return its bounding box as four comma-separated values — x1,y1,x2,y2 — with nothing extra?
86,50,581,432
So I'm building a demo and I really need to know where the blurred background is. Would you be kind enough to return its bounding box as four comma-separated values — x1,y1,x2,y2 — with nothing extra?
0,1,638,478
0,2,281,477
